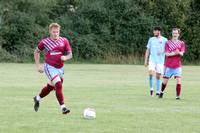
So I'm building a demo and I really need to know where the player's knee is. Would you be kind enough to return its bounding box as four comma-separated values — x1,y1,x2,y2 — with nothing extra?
176,78,181,84
156,73,161,79
156,76,160,80
52,76,61,86
163,78,169,84
149,70,154,75
55,81,62,90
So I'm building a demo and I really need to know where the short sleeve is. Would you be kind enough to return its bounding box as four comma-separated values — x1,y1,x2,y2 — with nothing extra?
165,42,170,53
63,38,72,53
147,38,151,49
181,41,185,53
38,40,45,51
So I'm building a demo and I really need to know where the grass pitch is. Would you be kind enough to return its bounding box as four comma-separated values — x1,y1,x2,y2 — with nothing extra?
0,63,199,133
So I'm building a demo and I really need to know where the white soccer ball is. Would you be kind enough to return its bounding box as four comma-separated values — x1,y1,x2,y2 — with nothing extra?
83,108,96,119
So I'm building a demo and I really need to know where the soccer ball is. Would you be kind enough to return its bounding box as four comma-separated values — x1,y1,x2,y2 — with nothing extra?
83,108,96,119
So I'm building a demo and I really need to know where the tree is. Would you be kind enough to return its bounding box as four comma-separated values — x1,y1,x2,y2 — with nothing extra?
185,0,200,62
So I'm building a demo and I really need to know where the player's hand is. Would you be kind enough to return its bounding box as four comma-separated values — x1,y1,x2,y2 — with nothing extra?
37,65,44,73
175,49,180,55
61,55,67,61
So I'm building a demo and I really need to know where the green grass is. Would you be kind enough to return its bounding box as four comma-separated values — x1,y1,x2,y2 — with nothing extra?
0,63,199,133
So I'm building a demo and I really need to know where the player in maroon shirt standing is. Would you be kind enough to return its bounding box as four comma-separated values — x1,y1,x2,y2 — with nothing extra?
33,23,72,114
159,28,185,100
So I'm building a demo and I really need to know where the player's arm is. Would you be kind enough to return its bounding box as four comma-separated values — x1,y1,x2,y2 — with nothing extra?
34,47,44,73
166,49,183,57
61,38,73,61
144,38,151,67
61,52,73,61
165,42,178,57
178,42,185,56
178,51,184,56
165,51,177,56
144,49,150,67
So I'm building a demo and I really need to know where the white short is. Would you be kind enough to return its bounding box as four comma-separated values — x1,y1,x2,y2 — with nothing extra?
148,62,164,74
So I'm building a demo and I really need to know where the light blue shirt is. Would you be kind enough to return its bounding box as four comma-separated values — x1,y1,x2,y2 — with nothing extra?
147,36,167,64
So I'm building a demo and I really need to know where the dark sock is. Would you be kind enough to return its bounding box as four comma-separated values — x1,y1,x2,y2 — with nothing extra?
161,83,167,93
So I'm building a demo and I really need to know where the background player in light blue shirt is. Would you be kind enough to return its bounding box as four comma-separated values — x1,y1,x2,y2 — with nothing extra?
144,26,168,96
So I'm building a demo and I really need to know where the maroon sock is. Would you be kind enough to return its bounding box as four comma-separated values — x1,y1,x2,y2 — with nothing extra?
55,81,64,105
161,83,167,92
39,84,54,98
176,84,181,97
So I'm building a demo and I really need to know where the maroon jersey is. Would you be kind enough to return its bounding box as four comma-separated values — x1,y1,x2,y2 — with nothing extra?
164,40,185,68
38,37,72,68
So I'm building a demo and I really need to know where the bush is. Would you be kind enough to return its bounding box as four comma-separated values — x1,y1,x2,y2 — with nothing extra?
0,0,199,64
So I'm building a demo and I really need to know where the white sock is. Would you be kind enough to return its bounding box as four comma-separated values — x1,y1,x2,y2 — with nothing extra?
60,104,66,109
36,95,41,101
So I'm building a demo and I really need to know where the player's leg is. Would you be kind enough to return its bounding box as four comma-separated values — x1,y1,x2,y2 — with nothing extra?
159,78,169,98
52,75,70,114
52,66,70,114
33,83,54,112
175,77,181,100
149,70,154,96
42,63,56,97
39,83,54,98
148,62,156,96
159,67,171,98
174,67,182,100
155,64,163,95
33,64,55,112
52,76,63,105
155,73,161,95
54,67,65,108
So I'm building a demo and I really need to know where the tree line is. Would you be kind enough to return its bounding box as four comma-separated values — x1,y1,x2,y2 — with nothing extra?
0,0,199,64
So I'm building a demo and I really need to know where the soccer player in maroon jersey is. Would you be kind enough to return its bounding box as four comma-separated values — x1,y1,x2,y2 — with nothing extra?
159,28,185,100
33,23,72,114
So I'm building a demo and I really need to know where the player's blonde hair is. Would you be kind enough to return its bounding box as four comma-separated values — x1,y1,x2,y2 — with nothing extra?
49,23,61,31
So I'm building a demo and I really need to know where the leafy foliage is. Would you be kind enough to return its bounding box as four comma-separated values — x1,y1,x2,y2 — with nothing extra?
0,0,199,63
